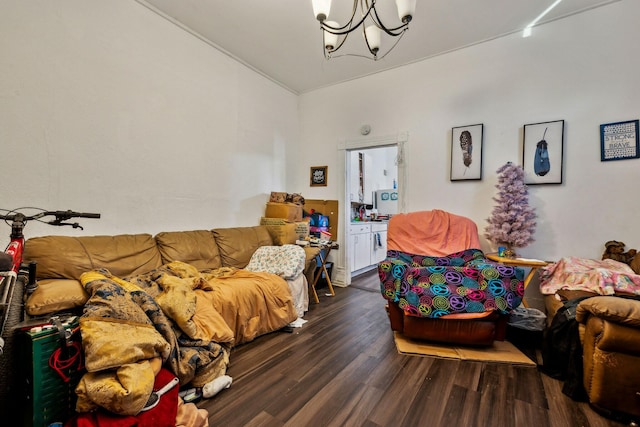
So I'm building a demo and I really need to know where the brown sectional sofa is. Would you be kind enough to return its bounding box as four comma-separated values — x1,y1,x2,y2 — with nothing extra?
23,225,320,345
576,296,640,420
544,291,640,421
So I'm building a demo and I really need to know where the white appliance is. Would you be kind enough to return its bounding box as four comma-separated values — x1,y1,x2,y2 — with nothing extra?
374,189,398,215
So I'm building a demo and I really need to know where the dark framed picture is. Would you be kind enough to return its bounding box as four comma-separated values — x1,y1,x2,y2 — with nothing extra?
523,119,564,185
310,166,328,187
450,123,483,181
600,119,639,161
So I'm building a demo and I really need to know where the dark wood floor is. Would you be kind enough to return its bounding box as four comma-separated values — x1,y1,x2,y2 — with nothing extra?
198,270,628,427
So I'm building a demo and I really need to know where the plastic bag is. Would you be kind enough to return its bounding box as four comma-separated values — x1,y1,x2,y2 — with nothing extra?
508,307,547,331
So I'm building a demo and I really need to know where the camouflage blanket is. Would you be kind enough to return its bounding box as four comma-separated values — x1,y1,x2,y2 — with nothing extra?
75,261,231,416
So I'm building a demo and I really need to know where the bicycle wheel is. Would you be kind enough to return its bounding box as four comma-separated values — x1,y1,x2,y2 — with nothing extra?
0,273,25,415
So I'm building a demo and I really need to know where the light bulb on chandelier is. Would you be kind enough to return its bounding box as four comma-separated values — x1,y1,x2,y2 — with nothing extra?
312,0,417,60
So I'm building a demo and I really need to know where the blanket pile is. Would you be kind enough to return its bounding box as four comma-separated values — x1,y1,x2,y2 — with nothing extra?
76,262,233,416
539,257,640,296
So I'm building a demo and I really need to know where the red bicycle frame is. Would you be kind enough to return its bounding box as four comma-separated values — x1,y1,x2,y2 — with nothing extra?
1,214,29,345
4,213,26,274
0,209,100,353
5,240,23,274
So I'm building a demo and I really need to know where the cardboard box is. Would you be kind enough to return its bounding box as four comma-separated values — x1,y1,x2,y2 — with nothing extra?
269,192,287,203
260,217,310,242
294,220,310,240
264,202,302,222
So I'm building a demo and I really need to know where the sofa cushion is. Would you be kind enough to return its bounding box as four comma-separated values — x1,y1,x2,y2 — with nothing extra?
212,226,273,269
25,279,89,316
24,234,163,280
155,230,222,271
576,296,640,330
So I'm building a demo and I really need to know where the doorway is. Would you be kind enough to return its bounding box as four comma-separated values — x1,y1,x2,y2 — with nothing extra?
347,146,398,218
337,132,407,286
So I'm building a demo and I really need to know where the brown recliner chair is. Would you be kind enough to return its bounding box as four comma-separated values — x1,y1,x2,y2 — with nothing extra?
379,210,525,346
576,296,640,421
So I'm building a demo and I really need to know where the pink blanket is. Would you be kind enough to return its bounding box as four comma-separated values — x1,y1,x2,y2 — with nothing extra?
387,210,481,257
539,256,640,296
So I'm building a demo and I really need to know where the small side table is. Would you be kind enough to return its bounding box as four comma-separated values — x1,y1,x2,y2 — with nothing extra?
311,242,338,303
485,253,549,307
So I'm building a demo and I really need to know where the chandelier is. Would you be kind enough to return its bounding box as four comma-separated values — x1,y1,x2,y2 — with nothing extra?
311,0,417,60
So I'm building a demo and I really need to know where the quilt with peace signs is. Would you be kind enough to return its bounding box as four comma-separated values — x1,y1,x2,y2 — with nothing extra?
379,249,525,318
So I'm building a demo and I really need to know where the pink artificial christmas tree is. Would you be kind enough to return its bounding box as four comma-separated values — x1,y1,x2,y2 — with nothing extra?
484,162,537,257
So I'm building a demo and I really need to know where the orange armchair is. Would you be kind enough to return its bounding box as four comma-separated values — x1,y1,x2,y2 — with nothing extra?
379,210,525,346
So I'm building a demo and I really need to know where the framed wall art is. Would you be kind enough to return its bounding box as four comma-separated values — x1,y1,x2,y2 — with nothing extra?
310,166,328,187
450,123,483,181
600,119,639,161
522,119,564,185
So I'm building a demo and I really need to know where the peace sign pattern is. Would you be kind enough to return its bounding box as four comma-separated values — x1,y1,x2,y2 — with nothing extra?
379,249,524,318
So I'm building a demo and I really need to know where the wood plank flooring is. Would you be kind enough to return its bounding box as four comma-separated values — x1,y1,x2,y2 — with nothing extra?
198,271,628,427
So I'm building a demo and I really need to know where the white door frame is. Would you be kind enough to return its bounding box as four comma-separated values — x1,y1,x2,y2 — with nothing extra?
333,131,408,287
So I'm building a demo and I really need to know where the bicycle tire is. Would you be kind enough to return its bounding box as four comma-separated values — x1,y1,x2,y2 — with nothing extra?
0,273,25,415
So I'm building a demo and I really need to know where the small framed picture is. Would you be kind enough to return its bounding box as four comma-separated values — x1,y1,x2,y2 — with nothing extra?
450,123,483,181
310,166,328,187
600,119,639,161
523,119,564,185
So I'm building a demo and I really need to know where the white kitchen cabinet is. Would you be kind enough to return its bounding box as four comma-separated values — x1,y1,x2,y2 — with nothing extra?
349,222,388,273
349,223,372,272
371,222,388,264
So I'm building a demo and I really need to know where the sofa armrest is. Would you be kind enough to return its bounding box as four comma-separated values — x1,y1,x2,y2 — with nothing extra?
576,296,640,328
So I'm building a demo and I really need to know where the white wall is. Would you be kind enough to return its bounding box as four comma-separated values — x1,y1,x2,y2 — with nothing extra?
2,1,638,288
368,146,397,192
0,1,298,246
298,0,640,280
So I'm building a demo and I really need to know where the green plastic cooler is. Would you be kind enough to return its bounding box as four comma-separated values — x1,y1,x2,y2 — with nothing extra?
18,318,83,427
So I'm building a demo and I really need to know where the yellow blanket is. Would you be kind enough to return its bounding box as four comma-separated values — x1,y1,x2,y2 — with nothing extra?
77,262,232,415
75,260,297,416
199,269,298,345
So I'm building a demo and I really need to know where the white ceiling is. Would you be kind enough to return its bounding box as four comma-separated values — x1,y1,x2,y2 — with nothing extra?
137,0,619,94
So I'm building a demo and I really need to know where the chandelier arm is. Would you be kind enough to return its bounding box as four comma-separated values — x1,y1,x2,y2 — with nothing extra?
373,30,406,60
322,35,331,59
327,52,376,61
333,32,350,52
321,8,373,35
322,25,351,57
370,7,409,36
332,29,406,61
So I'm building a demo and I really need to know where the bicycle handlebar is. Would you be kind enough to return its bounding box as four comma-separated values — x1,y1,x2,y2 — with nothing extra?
44,210,101,220
76,212,101,219
0,209,101,229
